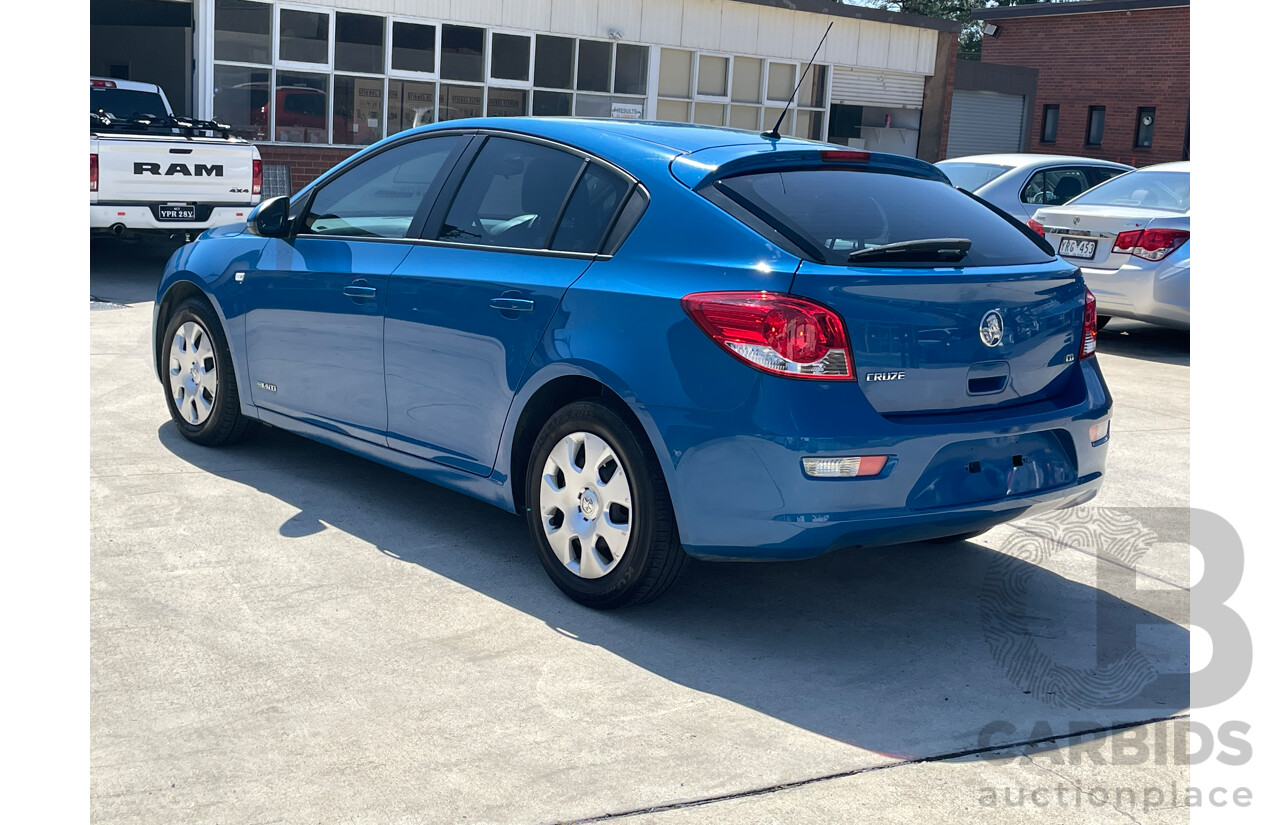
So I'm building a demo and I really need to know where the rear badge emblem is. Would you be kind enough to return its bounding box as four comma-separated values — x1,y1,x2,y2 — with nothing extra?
979,310,1005,347
865,371,905,382
1073,216,1081,225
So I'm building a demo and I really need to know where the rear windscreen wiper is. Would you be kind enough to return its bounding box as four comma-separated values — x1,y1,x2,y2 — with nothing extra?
847,238,971,265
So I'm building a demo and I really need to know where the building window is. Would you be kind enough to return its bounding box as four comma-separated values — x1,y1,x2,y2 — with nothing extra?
491,34,531,83
487,87,528,117
658,49,693,98
697,55,729,97
534,35,574,89
334,13,384,74
439,83,484,120
214,0,272,65
279,8,329,65
614,44,648,96
388,79,436,134
1086,106,1106,146
533,90,573,117
1134,107,1156,149
333,75,383,145
1041,104,1059,144
441,25,484,82
576,40,612,92
391,22,436,74
275,71,328,143
212,64,270,140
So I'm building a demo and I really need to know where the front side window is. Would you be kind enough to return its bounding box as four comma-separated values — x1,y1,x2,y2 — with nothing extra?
1086,106,1106,146
439,137,585,250
301,136,463,238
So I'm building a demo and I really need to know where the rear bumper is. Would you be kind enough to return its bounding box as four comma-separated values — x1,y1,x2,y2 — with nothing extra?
90,203,257,234
639,358,1112,560
1082,256,1190,329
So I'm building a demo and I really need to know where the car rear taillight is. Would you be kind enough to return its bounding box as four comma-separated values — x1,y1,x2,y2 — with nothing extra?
1027,218,1045,237
91,79,116,89
682,291,854,380
1081,288,1098,360
252,158,263,195
1112,228,1188,261
90,153,98,192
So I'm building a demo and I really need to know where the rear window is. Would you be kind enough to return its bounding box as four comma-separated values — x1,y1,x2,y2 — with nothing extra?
1070,170,1190,213
91,87,168,118
715,169,1054,267
936,162,1012,193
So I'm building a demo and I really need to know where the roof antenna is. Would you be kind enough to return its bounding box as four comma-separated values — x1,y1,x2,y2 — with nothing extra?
763,21,833,140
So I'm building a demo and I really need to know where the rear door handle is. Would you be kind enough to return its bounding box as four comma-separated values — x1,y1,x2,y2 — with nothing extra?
490,297,535,313
343,285,378,300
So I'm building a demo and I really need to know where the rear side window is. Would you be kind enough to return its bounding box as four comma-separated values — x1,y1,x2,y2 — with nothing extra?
91,87,168,118
550,164,631,253
936,162,1011,193
302,135,463,238
1020,167,1092,206
439,137,584,249
716,169,1054,267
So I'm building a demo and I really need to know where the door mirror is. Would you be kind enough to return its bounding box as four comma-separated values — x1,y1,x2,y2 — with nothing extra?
247,196,291,237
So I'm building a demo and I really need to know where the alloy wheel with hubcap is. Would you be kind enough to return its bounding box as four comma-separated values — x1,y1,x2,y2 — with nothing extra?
160,297,257,447
525,400,687,609
539,431,633,579
169,320,218,426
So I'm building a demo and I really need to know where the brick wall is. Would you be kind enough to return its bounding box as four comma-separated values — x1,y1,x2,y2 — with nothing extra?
981,6,1189,166
255,145,361,193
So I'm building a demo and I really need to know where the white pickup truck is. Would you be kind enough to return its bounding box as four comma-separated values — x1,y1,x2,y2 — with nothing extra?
90,77,262,239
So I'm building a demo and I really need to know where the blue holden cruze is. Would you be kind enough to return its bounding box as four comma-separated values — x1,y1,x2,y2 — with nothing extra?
154,117,1111,608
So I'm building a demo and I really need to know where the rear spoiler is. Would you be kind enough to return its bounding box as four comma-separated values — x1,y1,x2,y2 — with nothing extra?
671,144,951,189
90,111,238,140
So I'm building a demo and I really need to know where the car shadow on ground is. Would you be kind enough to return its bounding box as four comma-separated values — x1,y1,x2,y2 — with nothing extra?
1097,319,1189,366
158,420,1189,763
90,237,184,305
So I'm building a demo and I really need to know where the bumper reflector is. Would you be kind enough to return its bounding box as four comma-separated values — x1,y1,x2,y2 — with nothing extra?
1089,420,1110,445
802,455,889,478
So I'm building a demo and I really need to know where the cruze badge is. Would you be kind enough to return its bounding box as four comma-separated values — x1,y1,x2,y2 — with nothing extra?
979,310,1005,347
865,371,905,382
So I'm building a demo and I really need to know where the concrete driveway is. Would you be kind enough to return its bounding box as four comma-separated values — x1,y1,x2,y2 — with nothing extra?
91,239,1191,824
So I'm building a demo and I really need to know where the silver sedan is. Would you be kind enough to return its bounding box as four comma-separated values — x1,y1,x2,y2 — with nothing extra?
1031,162,1190,330
937,153,1133,222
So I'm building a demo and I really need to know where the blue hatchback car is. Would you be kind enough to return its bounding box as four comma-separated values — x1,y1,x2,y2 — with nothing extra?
155,118,1111,608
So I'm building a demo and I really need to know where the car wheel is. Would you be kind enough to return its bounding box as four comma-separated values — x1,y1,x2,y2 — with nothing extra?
1096,315,1112,330
526,400,687,609
162,297,258,446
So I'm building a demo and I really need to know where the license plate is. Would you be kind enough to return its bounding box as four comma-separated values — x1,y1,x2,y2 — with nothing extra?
1058,237,1097,259
157,204,196,221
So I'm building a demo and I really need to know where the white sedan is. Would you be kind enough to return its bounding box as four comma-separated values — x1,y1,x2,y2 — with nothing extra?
937,153,1132,222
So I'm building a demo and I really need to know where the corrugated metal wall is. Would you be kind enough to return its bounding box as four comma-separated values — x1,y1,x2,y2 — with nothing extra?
830,67,925,109
945,90,1025,158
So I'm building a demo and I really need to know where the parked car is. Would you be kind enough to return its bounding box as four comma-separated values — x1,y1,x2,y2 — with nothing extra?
153,119,1111,608
91,77,262,239
937,154,1132,222
1030,161,1190,330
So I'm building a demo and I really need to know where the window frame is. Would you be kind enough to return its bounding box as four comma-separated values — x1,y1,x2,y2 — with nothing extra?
438,22,487,84
274,3,334,71
486,28,533,88
1040,104,1059,144
420,130,645,259
213,0,275,66
1134,106,1156,150
387,18,439,80
1086,105,1106,147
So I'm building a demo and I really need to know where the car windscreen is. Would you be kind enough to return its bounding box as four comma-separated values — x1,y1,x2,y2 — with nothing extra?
91,87,168,118
714,168,1055,267
1069,170,1190,213
935,162,1013,192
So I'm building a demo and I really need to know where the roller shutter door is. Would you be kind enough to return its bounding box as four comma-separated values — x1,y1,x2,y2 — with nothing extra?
946,90,1025,158
830,67,925,108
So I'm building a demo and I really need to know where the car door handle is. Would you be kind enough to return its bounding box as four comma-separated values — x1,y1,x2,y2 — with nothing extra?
490,297,535,312
343,285,378,300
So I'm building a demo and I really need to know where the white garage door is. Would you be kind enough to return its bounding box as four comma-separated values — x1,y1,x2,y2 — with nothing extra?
946,90,1025,158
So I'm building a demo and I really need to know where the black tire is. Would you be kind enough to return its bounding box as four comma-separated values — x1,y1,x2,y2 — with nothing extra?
926,529,988,544
161,296,258,446
525,400,687,609
1096,315,1112,330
